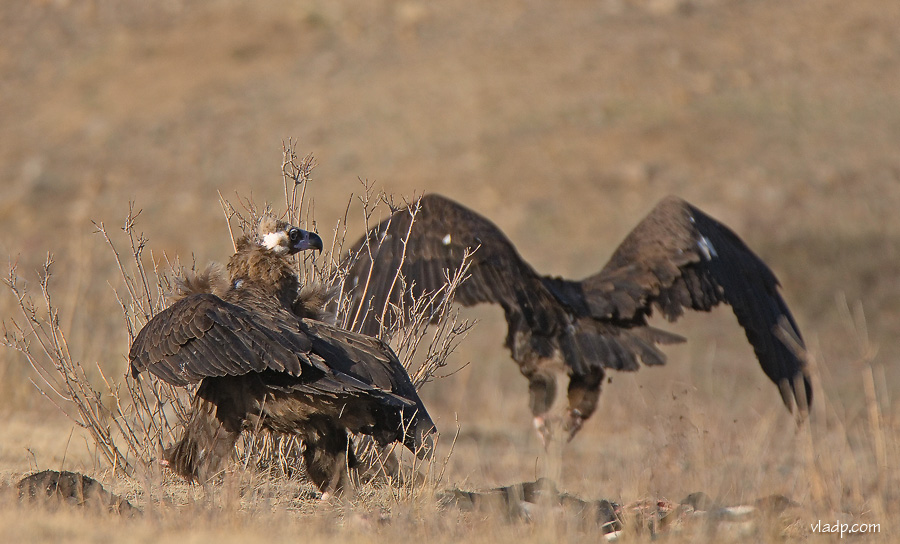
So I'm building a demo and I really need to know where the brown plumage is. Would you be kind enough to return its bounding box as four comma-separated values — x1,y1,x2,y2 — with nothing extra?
129,218,435,494
344,194,811,443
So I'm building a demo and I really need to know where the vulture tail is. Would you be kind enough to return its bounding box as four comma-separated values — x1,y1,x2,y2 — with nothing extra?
565,319,686,375
164,379,245,483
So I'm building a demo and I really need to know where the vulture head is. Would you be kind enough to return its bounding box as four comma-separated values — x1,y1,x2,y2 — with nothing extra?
257,216,323,255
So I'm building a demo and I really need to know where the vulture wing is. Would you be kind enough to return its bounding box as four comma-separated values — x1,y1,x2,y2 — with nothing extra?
345,194,565,338
297,319,437,446
129,293,318,387
578,195,811,411
130,290,435,433
299,320,422,403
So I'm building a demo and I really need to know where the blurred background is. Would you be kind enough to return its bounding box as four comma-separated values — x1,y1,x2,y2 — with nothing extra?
1,0,898,500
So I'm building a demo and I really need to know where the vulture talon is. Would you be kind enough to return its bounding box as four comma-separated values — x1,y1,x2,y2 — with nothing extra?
563,410,585,443
533,416,553,449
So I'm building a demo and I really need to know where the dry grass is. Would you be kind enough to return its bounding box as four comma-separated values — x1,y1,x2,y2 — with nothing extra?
1,0,898,541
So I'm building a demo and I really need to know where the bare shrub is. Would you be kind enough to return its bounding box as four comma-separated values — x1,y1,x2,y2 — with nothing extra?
2,142,472,499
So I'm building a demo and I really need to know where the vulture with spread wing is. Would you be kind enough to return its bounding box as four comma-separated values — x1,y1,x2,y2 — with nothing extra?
129,217,435,494
344,194,811,443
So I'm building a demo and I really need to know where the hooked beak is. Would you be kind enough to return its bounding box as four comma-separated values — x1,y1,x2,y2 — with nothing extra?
292,229,323,254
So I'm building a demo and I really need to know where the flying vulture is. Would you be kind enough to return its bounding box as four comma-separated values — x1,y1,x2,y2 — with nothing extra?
129,217,436,494
344,194,811,443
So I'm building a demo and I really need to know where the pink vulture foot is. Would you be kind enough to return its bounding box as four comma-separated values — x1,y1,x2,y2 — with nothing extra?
533,416,554,449
563,409,585,442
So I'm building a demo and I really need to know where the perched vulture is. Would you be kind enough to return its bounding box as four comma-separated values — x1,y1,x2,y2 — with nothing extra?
344,194,811,443
129,217,435,494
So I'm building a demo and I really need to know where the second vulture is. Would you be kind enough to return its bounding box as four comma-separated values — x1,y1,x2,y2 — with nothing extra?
344,194,811,443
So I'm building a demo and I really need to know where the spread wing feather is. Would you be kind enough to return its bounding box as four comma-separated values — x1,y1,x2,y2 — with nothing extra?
302,319,437,437
129,293,314,386
255,319,436,445
579,196,811,410
345,194,565,336
300,320,418,398
129,291,435,432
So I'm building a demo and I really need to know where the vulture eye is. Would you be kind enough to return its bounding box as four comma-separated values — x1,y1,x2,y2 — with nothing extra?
289,228,301,242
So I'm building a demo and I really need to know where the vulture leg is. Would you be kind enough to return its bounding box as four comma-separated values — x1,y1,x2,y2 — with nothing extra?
302,418,358,497
520,364,558,447
164,377,247,483
563,367,605,441
354,438,403,485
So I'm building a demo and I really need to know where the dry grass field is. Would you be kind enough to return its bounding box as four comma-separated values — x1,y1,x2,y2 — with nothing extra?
1,0,898,541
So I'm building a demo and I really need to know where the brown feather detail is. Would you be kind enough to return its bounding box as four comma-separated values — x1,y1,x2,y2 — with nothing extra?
343,193,811,440
227,238,299,307
345,194,565,338
164,378,245,483
293,281,337,321
173,262,230,300
256,216,280,239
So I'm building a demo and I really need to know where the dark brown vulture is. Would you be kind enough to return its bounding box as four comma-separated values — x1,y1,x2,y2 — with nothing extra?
344,194,811,443
129,217,436,494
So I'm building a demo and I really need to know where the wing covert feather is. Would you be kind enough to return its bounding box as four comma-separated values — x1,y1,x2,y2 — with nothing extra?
129,293,314,386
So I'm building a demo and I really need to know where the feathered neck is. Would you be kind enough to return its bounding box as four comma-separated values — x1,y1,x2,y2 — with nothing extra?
227,237,299,307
